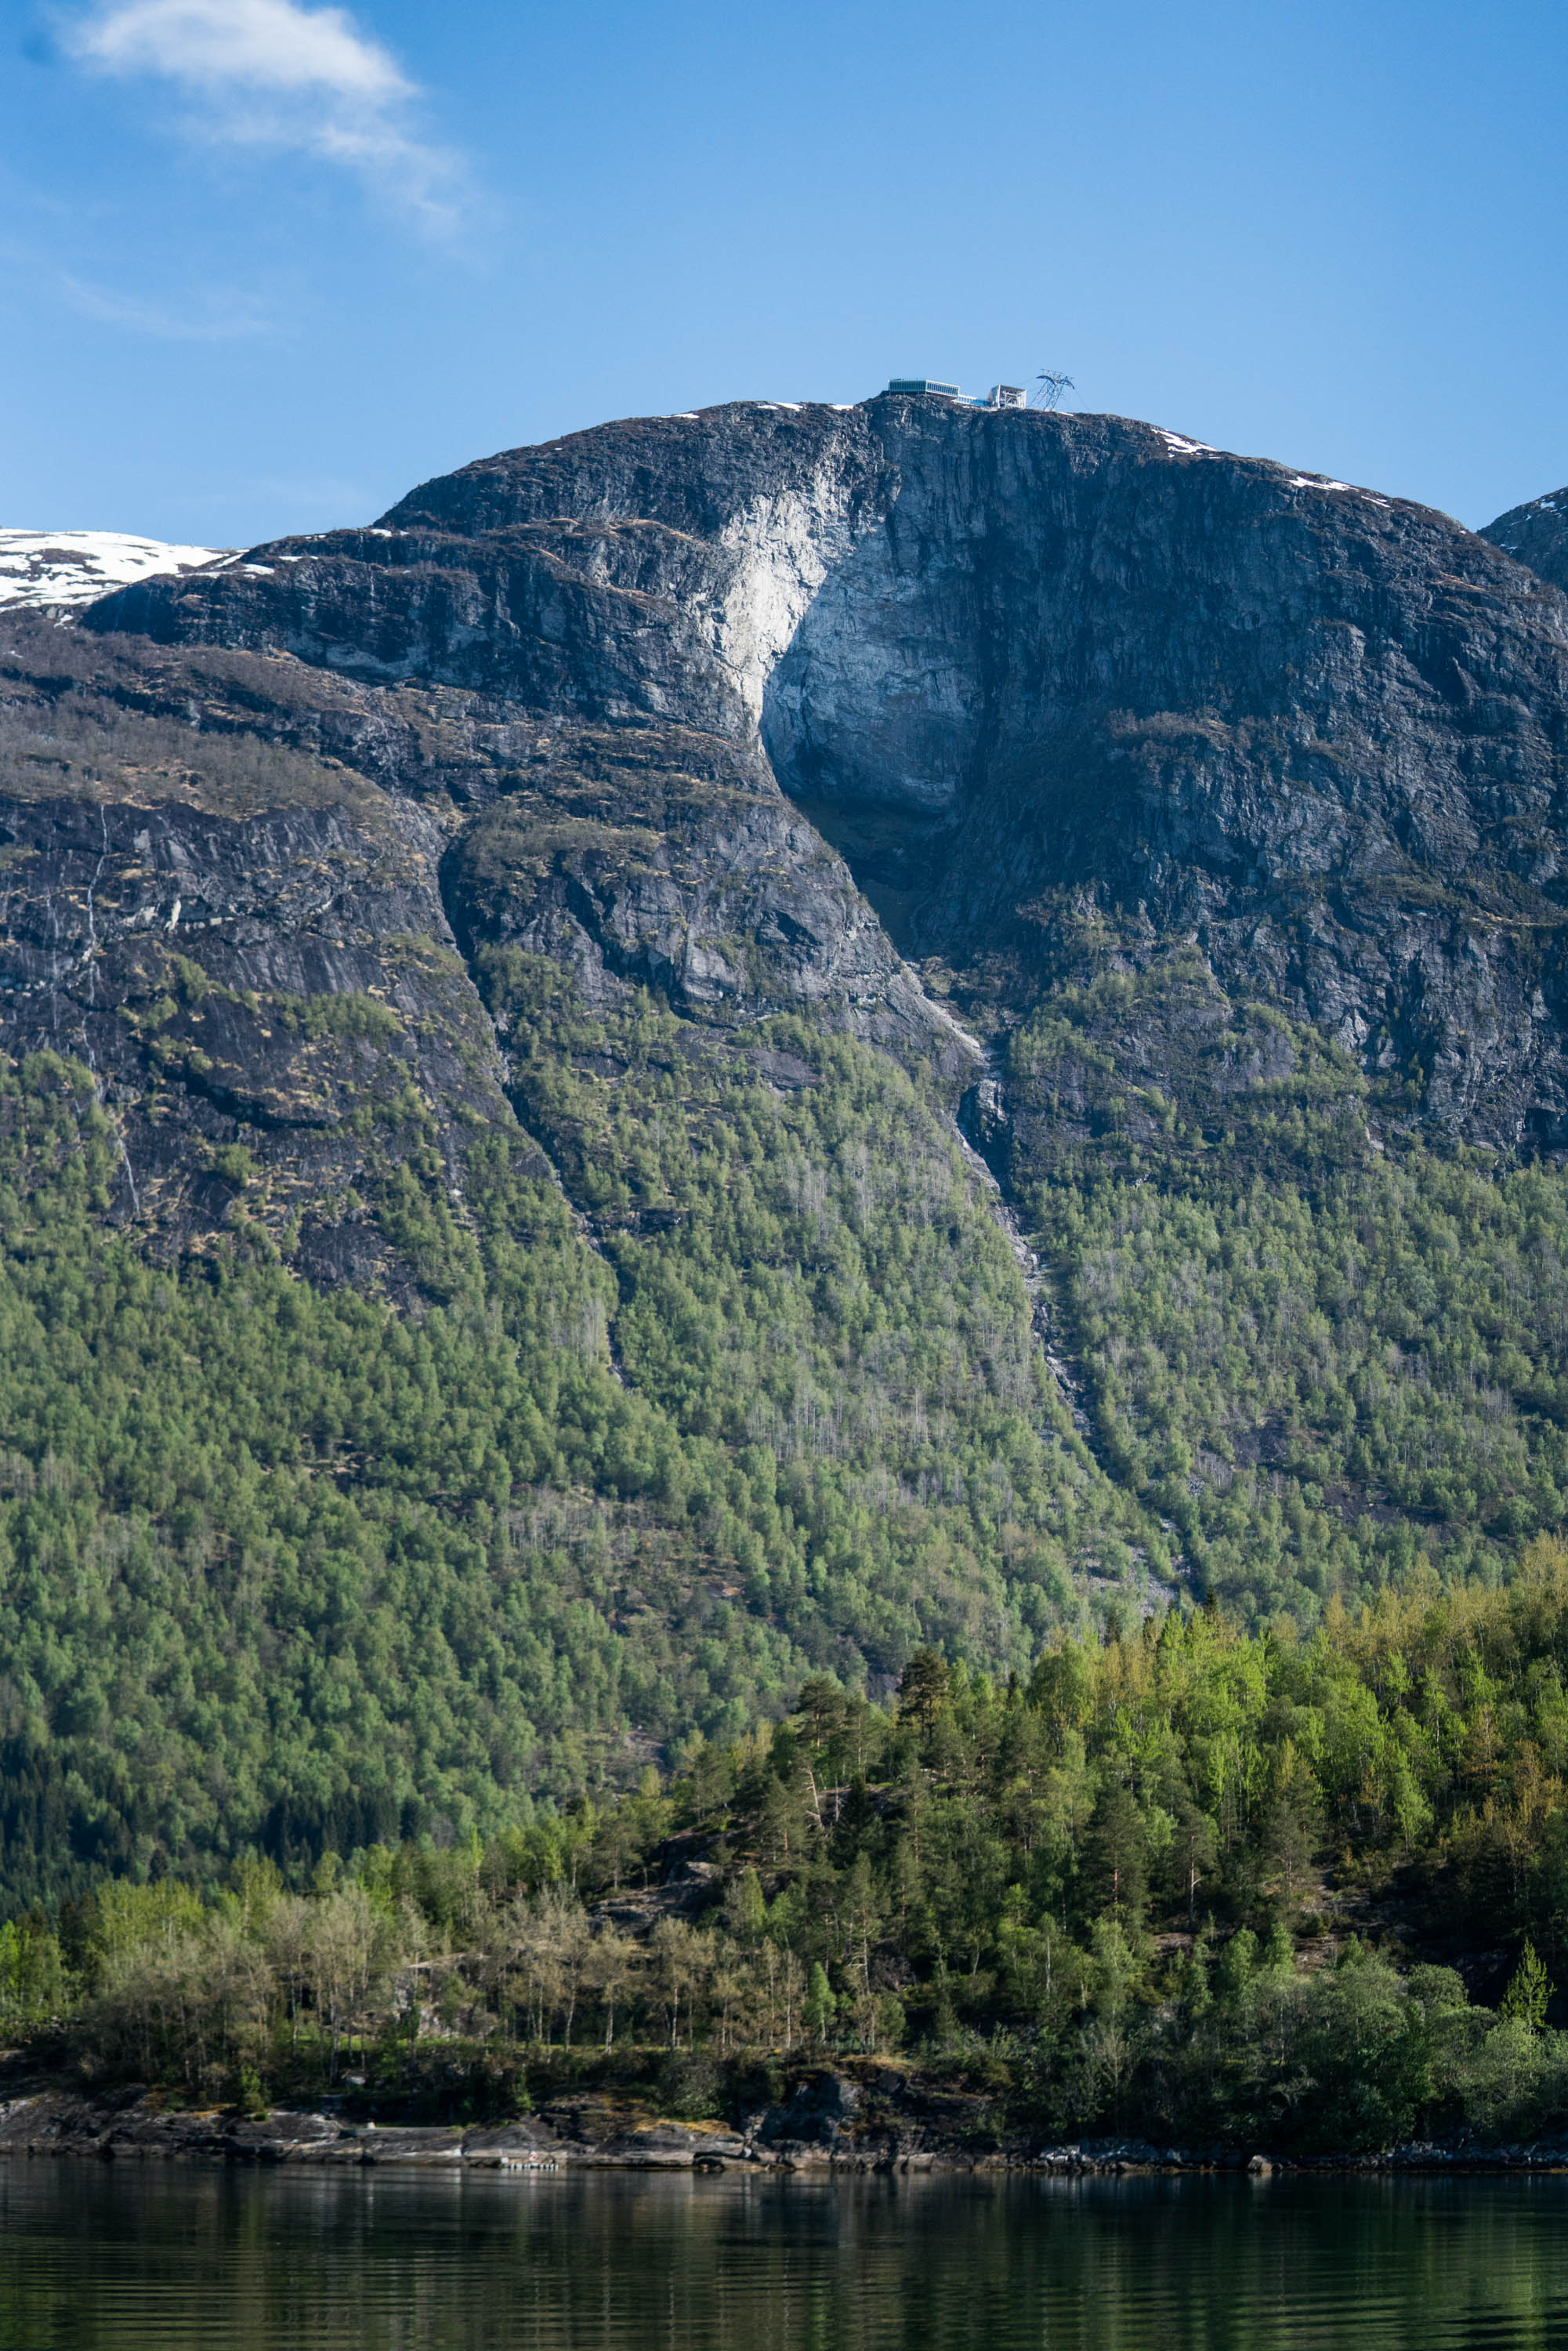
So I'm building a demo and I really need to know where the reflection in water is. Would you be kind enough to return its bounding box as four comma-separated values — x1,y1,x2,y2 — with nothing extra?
2,2165,1568,2349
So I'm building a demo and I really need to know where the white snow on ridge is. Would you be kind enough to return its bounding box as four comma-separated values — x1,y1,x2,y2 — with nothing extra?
0,530,233,615
1285,476,1392,508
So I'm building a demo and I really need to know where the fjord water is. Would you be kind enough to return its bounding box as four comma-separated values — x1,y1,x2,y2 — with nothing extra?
3,2169,1568,2350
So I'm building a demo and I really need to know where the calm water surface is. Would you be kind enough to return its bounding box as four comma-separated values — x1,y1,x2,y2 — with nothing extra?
2,2163,1566,2349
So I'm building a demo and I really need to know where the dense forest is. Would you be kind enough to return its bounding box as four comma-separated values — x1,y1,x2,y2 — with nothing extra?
12,1547,1568,2154
1001,949,1568,1623
10,984,1568,1910
0,1024,1128,1909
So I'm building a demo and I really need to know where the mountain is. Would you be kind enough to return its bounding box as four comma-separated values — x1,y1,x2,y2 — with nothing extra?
95,400,1568,1148
0,531,230,616
5,393,1568,1897
1480,485,1568,597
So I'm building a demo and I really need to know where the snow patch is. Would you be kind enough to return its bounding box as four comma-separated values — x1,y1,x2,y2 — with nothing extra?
1285,476,1390,506
0,529,231,614
1158,431,1218,457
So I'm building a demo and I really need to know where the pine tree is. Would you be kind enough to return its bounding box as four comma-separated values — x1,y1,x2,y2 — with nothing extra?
805,1961,837,2043
1501,1938,1551,2034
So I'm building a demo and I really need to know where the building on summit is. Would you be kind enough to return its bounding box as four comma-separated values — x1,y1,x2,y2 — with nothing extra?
885,379,1027,408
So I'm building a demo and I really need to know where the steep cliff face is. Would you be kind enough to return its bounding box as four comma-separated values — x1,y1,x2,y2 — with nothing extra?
95,397,1568,1155
1,444,1129,1886
0,623,520,1283
0,600,954,1273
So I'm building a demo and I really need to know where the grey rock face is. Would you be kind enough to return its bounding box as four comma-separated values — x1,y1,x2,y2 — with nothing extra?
0,625,524,1275
87,397,1568,1151
1480,486,1568,598
0,603,962,1274
436,719,958,1072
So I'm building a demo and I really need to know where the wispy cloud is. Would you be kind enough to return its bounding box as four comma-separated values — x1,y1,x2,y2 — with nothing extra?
62,271,281,339
60,0,467,232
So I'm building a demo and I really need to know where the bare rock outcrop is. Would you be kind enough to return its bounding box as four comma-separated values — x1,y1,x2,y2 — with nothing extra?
83,395,1568,1154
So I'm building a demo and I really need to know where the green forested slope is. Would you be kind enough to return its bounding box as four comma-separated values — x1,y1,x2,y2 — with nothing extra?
994,957,1568,1623
17,1549,1568,2154
13,966,1568,1907
0,1013,1139,1907
476,947,1145,1642
1042,1149,1568,1617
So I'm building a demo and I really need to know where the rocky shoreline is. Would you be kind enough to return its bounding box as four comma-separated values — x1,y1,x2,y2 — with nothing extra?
5,2078,1568,2178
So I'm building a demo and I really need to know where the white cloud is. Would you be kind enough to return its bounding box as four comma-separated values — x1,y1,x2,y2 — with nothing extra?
62,272,280,339
62,0,465,231
67,0,411,98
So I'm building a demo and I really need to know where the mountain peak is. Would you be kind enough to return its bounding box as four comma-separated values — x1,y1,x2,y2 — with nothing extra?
1480,486,1568,596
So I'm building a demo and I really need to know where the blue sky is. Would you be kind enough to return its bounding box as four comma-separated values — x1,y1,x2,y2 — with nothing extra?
2,0,1565,547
